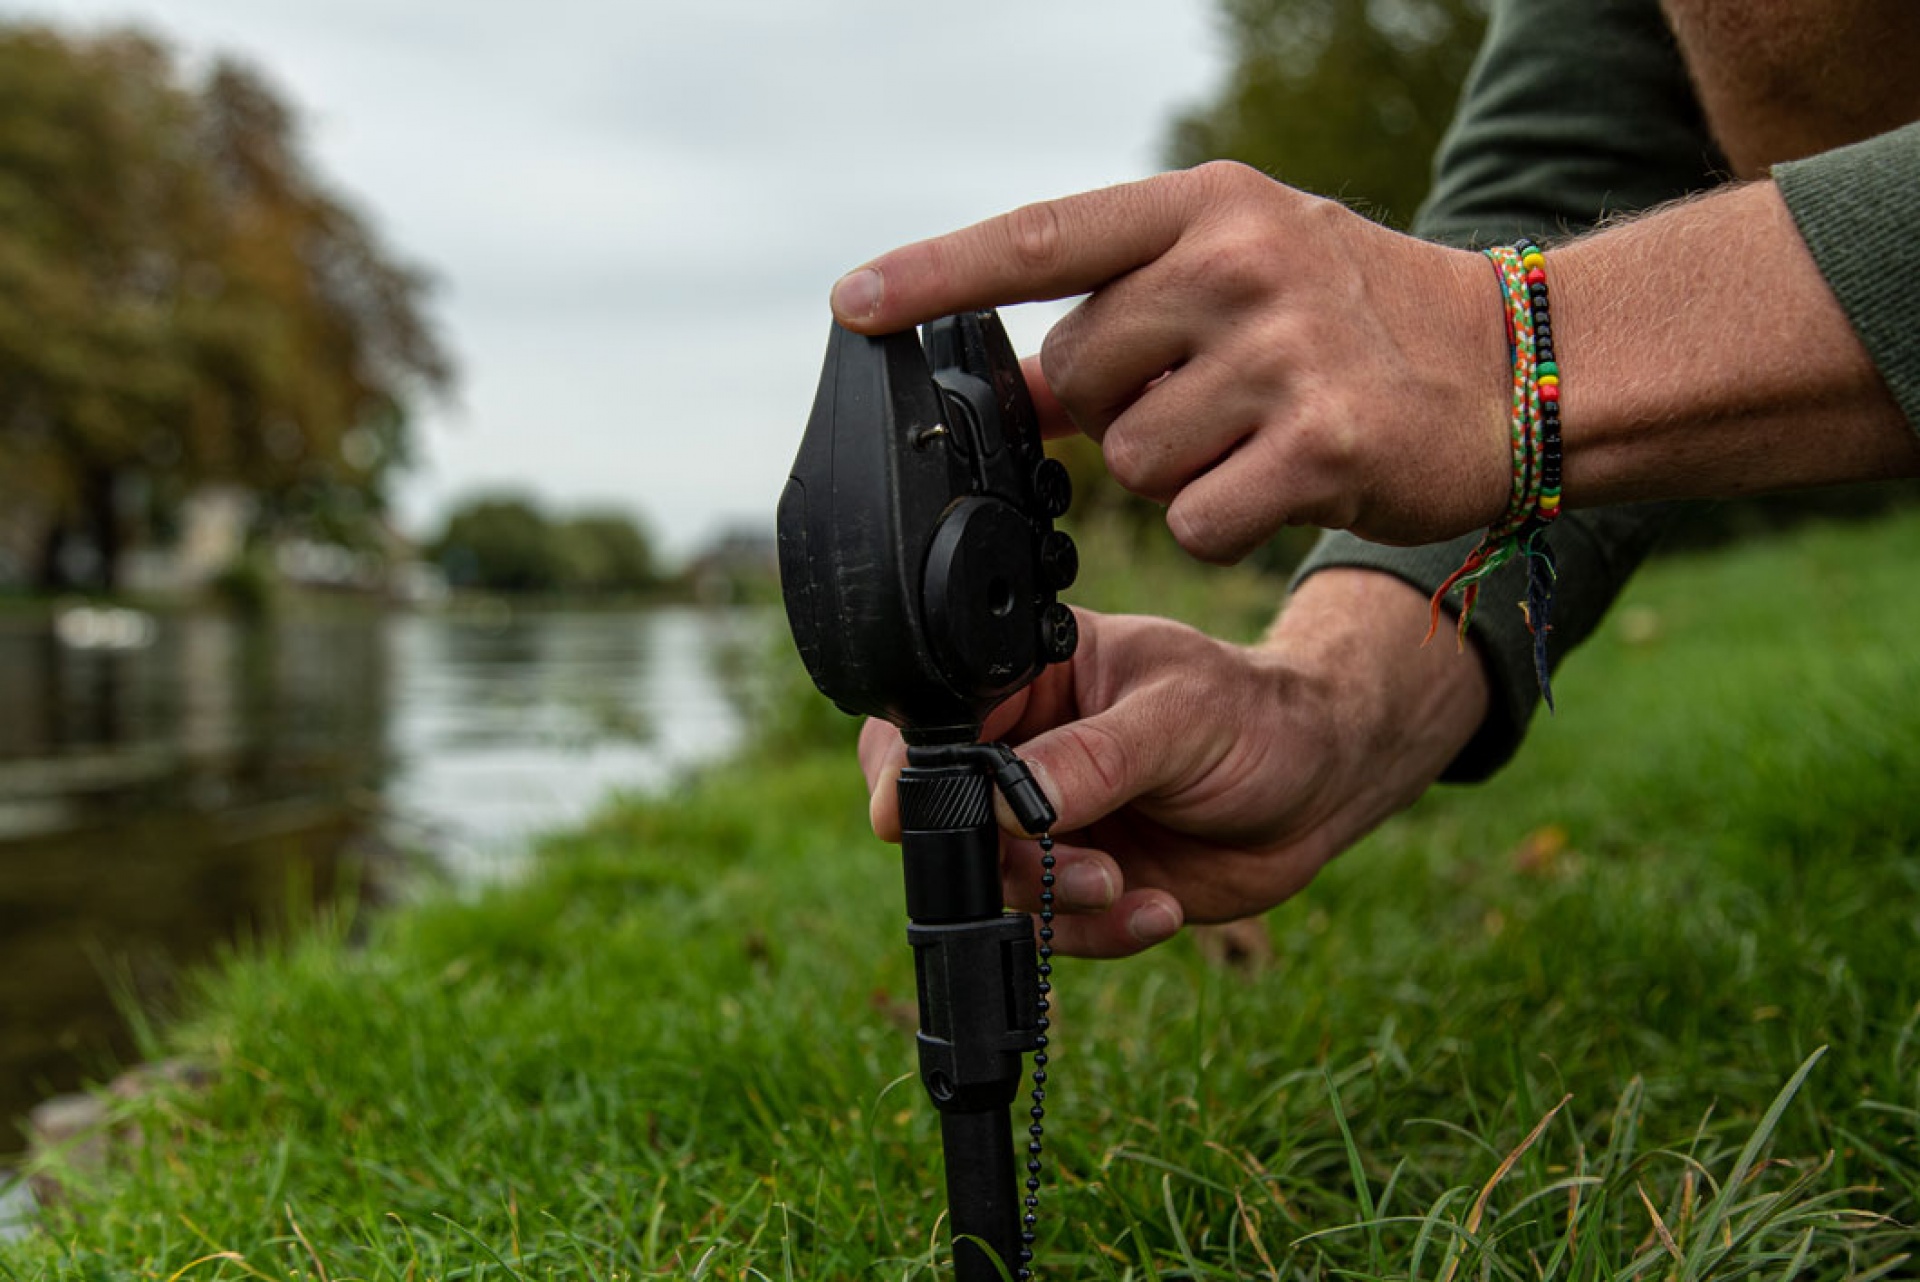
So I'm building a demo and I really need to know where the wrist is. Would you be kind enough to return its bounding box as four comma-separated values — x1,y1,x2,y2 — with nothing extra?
1368,239,1516,541
1262,568,1490,807
1442,246,1526,533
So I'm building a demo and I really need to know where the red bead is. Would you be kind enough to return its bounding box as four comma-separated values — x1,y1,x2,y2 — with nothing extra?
1526,267,1547,285
1540,383,1560,402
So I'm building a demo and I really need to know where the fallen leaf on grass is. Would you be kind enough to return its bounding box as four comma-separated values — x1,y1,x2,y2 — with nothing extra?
1511,824,1571,875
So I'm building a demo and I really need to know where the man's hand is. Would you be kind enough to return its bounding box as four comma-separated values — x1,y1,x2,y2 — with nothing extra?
831,162,1514,563
856,570,1491,958
837,169,1920,537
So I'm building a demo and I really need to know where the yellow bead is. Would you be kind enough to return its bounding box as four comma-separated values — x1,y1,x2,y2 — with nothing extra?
1522,251,1545,269
1538,373,1559,386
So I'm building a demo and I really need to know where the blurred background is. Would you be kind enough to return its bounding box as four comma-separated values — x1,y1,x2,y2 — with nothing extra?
0,0,1579,1150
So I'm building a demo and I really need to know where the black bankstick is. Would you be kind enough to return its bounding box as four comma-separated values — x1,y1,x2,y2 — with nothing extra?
898,742,1056,1280
777,309,1078,1277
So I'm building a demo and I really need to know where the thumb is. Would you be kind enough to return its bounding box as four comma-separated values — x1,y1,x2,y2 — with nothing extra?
995,701,1178,837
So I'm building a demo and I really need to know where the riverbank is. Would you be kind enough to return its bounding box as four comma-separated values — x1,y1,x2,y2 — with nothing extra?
0,603,760,1156
6,512,1920,1277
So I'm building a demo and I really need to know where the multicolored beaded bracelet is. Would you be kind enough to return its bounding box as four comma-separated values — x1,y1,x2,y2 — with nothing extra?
1426,237,1564,710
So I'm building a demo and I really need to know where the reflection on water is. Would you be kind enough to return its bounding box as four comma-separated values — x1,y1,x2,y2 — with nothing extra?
385,609,753,880
0,605,758,1149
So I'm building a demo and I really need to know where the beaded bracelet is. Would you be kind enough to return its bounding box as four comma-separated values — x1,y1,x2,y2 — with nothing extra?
1425,237,1563,710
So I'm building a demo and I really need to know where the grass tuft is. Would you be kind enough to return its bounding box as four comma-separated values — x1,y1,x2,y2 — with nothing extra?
7,513,1920,1277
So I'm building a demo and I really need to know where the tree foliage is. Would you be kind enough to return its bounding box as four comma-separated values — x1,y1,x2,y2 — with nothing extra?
1168,0,1487,229
552,512,658,596
433,495,658,597
0,24,450,589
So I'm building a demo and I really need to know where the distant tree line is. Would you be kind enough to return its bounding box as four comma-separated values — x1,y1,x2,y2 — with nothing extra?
430,495,660,596
0,23,448,592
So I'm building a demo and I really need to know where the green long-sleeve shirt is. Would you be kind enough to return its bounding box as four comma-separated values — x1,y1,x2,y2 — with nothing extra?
1292,0,1920,780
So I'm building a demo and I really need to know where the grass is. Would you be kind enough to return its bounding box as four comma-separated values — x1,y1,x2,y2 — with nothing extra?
7,511,1920,1279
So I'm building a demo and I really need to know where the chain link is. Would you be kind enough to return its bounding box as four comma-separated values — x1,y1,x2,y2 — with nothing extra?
1016,833,1056,1281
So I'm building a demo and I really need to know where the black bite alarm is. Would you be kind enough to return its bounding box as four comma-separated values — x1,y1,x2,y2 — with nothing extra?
777,310,1078,746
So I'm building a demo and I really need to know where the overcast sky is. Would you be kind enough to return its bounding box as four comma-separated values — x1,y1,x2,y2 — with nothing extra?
10,1,1223,558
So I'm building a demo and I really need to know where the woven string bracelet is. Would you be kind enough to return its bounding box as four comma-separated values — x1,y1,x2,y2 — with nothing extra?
1425,237,1564,710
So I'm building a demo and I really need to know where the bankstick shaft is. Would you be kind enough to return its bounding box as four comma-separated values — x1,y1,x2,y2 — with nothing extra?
898,751,1042,1281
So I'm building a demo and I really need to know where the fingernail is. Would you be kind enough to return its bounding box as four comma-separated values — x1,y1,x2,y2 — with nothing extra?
1025,757,1062,819
993,756,1064,838
1128,901,1181,945
831,267,883,321
1057,862,1114,910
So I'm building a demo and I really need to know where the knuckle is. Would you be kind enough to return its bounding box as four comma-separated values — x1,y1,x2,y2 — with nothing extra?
1295,393,1366,493
1101,431,1163,498
1163,175,1291,304
1165,501,1230,564
1273,400,1367,533
1186,229,1280,307
1185,161,1289,229
1166,494,1258,566
1188,159,1262,201
1003,199,1067,275
1053,717,1135,808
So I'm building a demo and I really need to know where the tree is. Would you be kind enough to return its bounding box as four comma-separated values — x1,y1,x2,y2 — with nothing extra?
0,24,450,591
553,511,657,595
433,496,558,595
433,497,659,597
1167,0,1487,229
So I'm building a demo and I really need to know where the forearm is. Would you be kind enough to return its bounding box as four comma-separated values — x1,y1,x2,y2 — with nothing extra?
1554,180,1920,508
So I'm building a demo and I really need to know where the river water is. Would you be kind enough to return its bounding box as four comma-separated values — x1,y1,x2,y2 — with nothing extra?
0,604,766,1150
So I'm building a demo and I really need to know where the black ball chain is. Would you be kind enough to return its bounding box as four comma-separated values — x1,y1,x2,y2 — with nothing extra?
1016,833,1057,1281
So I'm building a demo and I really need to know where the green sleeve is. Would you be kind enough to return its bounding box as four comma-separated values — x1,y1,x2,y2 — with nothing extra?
1291,0,1726,782
1775,121,1920,435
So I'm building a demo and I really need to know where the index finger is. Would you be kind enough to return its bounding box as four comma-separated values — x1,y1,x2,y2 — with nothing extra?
830,170,1196,334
